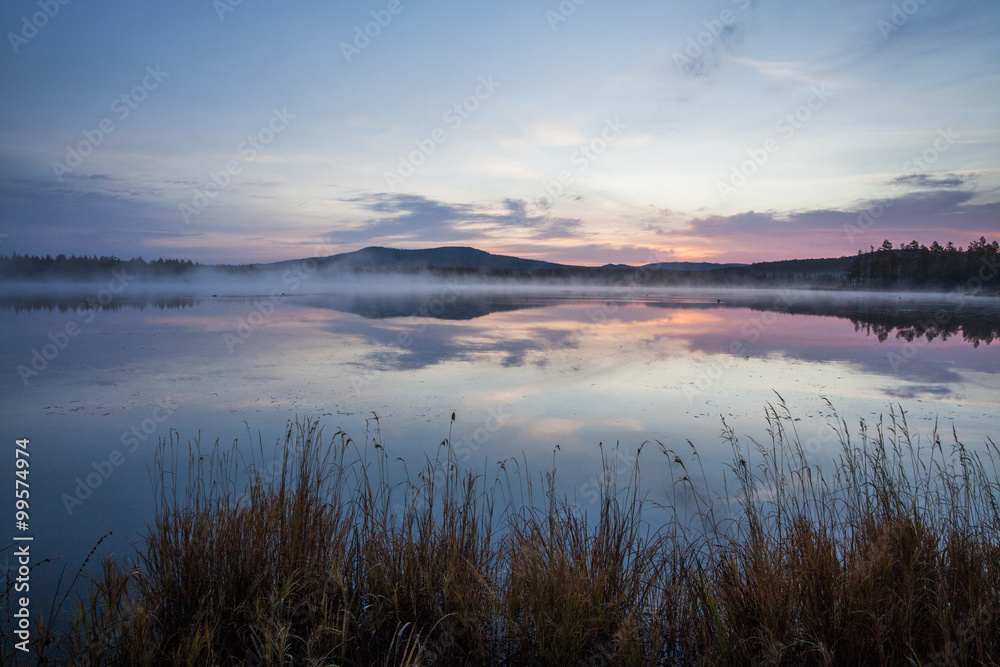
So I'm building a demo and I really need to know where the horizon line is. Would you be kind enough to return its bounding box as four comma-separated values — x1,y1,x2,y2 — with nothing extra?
0,243,884,269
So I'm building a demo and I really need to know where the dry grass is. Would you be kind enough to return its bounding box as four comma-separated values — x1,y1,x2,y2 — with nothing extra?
5,402,998,665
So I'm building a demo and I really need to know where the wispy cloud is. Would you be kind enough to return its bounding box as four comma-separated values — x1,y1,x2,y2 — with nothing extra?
728,57,825,86
890,173,968,189
334,194,584,245
0,1,996,264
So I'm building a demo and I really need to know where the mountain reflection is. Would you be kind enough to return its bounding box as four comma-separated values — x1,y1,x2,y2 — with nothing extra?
1,289,997,347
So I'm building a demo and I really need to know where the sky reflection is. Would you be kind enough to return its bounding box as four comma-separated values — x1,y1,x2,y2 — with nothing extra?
0,290,997,609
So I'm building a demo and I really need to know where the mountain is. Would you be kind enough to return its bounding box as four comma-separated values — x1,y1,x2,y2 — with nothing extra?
0,246,855,283
643,261,747,272
267,246,573,273
710,256,855,278
269,247,747,274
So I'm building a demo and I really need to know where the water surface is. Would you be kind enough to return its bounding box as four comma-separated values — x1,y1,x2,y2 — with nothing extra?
1,286,998,610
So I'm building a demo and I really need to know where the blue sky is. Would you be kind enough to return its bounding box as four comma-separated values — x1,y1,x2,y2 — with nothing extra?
1,0,997,264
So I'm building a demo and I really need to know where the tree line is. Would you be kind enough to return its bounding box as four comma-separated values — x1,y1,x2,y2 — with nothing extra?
3,239,998,289
0,253,199,279
844,237,999,289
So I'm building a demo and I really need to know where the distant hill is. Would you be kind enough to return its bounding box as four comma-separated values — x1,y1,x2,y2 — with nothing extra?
270,247,747,274
644,261,747,272
0,247,851,286
710,256,855,278
266,246,572,273
12,240,994,293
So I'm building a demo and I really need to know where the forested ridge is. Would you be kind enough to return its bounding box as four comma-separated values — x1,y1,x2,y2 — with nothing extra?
844,237,999,289
0,253,199,279
1,237,997,291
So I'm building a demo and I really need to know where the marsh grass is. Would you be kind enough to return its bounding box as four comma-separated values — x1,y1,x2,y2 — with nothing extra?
6,402,999,665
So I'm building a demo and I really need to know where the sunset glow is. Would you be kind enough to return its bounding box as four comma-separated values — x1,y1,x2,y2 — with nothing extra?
1,1,997,265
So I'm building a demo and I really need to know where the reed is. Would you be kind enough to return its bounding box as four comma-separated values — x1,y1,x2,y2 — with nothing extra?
7,402,998,665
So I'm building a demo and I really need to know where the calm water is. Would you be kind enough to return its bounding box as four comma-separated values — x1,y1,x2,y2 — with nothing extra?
1,284,999,613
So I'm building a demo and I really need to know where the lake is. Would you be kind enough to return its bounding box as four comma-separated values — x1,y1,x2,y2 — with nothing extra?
1,283,999,612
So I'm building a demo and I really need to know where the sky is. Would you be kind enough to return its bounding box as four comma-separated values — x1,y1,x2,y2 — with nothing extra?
0,0,998,266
